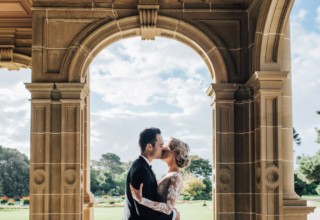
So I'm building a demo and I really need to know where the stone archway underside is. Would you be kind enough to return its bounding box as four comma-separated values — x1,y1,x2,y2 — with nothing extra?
1,0,315,219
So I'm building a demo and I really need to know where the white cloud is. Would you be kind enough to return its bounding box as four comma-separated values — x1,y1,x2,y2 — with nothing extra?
316,6,320,28
0,69,31,157
90,37,210,108
298,9,308,20
290,4,320,158
89,37,213,166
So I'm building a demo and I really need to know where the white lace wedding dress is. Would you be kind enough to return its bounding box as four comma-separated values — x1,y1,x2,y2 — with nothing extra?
140,172,183,215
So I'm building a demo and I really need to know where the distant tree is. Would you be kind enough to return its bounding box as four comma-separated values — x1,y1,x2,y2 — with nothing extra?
184,155,212,179
316,111,320,144
182,155,213,200
92,152,125,178
114,172,127,195
293,128,302,146
181,174,206,199
90,166,100,195
294,174,317,196
90,152,130,196
0,146,29,197
100,172,117,195
296,150,320,195
202,177,212,198
296,151,320,185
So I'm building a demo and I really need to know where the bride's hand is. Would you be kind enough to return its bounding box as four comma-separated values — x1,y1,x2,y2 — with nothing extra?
174,208,180,220
129,183,143,203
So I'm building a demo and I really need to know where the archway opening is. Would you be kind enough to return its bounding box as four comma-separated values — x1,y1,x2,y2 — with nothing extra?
88,36,213,219
0,68,31,215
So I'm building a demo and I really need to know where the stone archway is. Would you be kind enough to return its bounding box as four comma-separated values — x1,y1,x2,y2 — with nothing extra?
62,15,229,83
26,12,231,219
17,0,316,220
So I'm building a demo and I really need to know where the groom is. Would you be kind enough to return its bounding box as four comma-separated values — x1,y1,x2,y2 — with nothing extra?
124,127,178,220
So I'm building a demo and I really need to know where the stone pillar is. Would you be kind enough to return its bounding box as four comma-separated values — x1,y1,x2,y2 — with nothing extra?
280,19,299,201
234,86,255,219
26,82,93,220
247,71,286,220
280,21,315,220
207,83,238,220
83,80,95,219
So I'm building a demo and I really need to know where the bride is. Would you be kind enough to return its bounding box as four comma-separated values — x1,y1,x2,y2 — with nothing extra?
130,137,190,217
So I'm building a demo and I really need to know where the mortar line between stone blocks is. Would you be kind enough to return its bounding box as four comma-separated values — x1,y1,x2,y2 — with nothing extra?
31,213,82,215
31,132,81,134
256,32,284,36
217,159,293,165
31,162,82,165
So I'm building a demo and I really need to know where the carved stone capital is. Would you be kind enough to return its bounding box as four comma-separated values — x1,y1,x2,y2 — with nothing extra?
246,71,288,94
207,83,241,101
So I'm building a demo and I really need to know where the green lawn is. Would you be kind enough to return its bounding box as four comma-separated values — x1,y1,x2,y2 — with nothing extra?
0,208,29,219
0,201,212,220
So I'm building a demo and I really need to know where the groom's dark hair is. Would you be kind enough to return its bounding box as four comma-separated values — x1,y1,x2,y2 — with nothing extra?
139,127,161,153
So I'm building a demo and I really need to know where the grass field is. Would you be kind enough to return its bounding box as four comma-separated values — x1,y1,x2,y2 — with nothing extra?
0,201,213,220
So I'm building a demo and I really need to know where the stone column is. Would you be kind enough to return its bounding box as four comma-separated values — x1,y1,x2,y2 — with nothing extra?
280,22,315,220
234,86,255,219
83,83,95,220
280,19,299,201
26,82,93,220
207,83,238,220
247,71,287,220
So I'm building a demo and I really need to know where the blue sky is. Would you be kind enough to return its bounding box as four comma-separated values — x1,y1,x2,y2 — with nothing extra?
0,1,319,173
290,0,320,157
88,38,212,174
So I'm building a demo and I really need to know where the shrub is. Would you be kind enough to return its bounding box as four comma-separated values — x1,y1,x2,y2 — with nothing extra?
1,200,8,204
8,199,15,205
23,200,29,205
316,185,320,195
0,196,9,201
181,194,194,201
107,198,116,204
294,174,317,196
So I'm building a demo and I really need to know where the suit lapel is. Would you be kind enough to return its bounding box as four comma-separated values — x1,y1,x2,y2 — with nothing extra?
139,156,157,184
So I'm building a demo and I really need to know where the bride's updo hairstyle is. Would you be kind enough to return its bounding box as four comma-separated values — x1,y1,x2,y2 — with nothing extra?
168,137,191,168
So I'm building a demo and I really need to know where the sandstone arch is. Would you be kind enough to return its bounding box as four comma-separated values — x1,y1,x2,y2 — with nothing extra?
253,0,295,71
62,15,230,83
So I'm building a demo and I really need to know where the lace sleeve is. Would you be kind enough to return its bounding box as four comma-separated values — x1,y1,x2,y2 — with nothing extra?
139,173,182,215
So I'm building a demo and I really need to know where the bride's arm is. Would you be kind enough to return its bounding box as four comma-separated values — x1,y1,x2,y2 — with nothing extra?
130,174,182,215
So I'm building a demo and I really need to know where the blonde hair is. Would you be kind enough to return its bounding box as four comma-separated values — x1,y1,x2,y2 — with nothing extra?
168,137,191,168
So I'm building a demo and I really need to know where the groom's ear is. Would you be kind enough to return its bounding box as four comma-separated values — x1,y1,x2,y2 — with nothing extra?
146,143,152,151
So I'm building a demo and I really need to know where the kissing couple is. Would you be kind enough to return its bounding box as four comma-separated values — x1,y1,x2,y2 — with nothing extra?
123,127,191,220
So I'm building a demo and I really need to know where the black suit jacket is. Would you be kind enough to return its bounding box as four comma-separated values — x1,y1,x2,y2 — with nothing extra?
125,156,174,220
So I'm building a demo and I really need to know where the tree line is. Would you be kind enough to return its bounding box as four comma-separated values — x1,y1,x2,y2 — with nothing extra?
90,153,213,200
0,146,213,200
